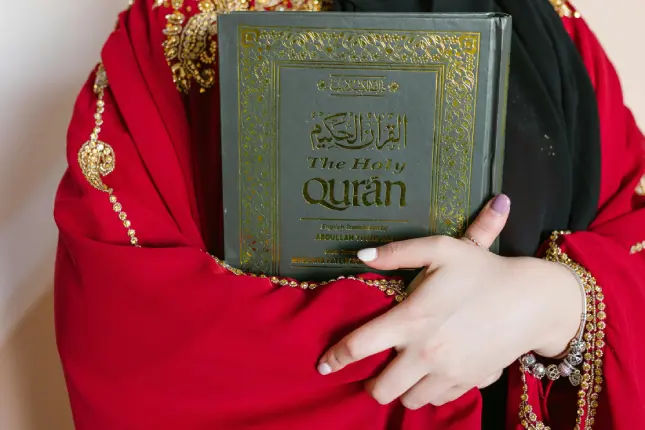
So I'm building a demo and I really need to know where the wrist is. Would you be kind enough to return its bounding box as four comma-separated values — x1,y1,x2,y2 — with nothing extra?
533,260,585,358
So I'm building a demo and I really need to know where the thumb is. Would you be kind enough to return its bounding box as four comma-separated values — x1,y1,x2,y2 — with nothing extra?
461,194,511,249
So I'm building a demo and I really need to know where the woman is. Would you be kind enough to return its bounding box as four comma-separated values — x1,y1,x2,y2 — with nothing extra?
54,0,645,429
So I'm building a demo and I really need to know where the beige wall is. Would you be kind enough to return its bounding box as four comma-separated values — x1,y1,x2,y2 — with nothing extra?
0,1,127,429
579,0,645,130
0,1,643,429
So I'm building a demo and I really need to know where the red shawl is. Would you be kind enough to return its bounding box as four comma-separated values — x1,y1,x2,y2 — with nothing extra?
54,1,645,429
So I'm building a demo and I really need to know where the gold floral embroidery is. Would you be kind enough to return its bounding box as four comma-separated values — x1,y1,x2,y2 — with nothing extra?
78,64,140,247
78,66,114,193
161,0,331,93
549,0,581,18
519,231,605,430
79,64,405,298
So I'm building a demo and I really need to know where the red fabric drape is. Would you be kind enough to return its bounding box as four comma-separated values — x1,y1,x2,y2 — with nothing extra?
54,1,645,429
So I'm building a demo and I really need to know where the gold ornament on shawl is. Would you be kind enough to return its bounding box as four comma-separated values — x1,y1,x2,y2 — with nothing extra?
78,65,115,192
77,64,140,246
161,0,331,93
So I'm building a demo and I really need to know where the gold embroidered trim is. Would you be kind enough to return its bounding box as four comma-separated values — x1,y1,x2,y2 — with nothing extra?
519,231,605,430
549,0,581,18
161,0,330,93
212,255,407,300
78,65,405,299
78,64,140,247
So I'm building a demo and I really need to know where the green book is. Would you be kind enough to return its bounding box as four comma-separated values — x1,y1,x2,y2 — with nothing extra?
218,11,511,280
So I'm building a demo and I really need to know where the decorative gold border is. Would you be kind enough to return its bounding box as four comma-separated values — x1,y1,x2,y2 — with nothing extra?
236,27,480,274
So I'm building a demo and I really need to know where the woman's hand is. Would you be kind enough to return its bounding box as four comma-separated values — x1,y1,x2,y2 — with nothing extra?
317,195,584,409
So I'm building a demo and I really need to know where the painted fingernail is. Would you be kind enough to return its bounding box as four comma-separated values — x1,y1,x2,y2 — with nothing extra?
357,248,378,262
317,362,332,375
491,194,511,215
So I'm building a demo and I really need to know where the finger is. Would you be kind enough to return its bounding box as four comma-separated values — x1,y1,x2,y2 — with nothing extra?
400,375,467,409
476,370,503,389
318,309,406,375
356,235,458,271
364,353,427,405
461,194,511,249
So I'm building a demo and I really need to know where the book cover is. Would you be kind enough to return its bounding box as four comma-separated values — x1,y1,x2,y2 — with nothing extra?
218,11,511,280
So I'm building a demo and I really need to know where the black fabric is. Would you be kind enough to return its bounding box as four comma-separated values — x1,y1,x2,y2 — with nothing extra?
334,0,602,428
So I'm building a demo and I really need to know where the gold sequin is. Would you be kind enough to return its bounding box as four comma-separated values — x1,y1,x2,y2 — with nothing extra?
630,241,645,254
161,0,331,93
635,175,645,196
518,231,605,430
549,0,581,18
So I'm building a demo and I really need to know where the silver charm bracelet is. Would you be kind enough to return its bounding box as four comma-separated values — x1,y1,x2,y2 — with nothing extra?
519,262,588,386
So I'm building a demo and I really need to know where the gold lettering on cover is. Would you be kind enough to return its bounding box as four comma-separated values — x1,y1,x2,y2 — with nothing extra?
290,256,364,265
319,224,389,232
324,249,358,255
302,176,407,211
317,74,400,97
351,158,407,174
314,233,394,243
307,157,347,170
307,157,406,174
385,181,406,207
310,112,407,151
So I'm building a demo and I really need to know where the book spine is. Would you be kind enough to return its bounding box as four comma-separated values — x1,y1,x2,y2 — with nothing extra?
488,16,513,254
492,17,512,198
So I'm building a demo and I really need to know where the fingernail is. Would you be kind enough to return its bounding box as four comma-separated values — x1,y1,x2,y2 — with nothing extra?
491,194,511,215
357,248,378,262
317,362,332,376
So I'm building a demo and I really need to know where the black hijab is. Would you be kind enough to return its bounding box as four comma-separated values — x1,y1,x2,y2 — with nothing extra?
333,0,601,258
334,1,601,428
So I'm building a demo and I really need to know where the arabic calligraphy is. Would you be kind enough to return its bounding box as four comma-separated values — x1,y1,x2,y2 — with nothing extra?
317,75,400,97
310,112,407,151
